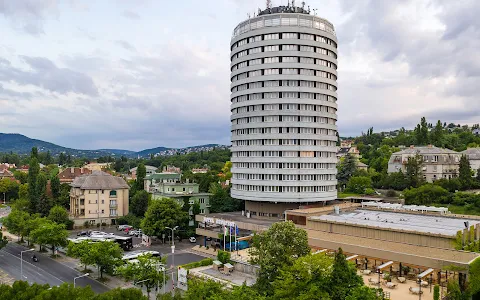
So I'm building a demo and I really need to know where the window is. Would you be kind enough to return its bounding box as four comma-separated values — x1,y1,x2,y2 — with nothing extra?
265,45,279,52
300,81,315,88
300,92,314,99
249,47,262,54
264,33,279,40
101,199,104,204
101,209,105,214
282,68,297,75
264,92,279,98
264,80,279,87
109,191,117,197
300,69,314,76
300,45,314,52
264,69,279,75
282,115,296,122
264,57,279,63
300,33,314,40
300,57,314,64
249,70,261,77
250,58,262,65
282,33,297,39
282,45,297,51
249,35,261,43
282,92,297,98
282,56,297,63
282,80,298,87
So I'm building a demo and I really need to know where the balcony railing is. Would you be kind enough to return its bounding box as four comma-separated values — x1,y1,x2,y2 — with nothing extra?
109,204,117,208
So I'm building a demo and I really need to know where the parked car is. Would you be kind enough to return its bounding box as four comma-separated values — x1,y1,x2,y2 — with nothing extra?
118,225,132,231
206,237,212,241
77,231,89,236
189,237,196,243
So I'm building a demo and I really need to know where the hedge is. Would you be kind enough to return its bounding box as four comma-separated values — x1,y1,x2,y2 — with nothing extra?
181,258,214,270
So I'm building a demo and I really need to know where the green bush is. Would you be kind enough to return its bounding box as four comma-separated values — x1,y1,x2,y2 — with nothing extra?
181,258,214,270
364,188,375,195
386,190,397,197
83,221,90,228
101,222,107,227
346,176,372,194
217,250,231,264
433,284,440,300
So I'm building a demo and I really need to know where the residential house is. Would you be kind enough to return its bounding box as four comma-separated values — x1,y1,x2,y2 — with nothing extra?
69,171,129,227
84,162,112,171
0,165,14,179
388,145,461,182
163,165,181,174
192,168,209,174
16,165,29,173
58,167,92,183
144,173,211,215
130,165,157,179
462,148,480,177
357,162,368,171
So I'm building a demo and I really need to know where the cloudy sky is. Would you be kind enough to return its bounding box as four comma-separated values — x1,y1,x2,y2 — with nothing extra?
0,0,478,150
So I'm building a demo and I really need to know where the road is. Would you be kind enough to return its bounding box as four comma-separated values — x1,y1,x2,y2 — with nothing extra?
0,243,109,293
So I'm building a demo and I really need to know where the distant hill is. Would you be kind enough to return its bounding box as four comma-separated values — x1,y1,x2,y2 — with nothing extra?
0,133,227,158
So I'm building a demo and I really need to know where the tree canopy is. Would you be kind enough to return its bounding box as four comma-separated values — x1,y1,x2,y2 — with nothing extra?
141,198,188,237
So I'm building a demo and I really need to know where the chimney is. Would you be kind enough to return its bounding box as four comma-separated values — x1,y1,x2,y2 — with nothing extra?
428,144,433,148
81,168,84,174
410,145,414,149
71,167,74,173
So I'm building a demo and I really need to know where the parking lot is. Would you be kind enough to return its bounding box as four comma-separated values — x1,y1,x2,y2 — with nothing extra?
69,226,205,265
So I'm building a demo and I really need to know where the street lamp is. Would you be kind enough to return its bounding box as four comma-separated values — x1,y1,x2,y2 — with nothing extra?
155,263,166,295
74,273,89,288
166,226,178,290
20,249,34,280
165,226,179,266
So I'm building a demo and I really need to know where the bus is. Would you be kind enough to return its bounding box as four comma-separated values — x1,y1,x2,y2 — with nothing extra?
122,250,161,264
68,235,133,251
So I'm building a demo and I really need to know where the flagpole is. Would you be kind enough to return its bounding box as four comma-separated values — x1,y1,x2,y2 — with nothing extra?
223,225,226,250
229,225,232,252
234,225,237,253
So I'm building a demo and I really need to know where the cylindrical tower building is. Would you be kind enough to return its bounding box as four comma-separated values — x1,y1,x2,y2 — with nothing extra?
230,5,339,218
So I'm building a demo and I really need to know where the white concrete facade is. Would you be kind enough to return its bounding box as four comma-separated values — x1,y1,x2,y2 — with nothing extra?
229,10,339,203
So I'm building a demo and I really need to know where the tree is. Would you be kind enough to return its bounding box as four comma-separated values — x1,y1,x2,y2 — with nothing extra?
31,147,38,159
250,221,310,293
337,154,357,188
24,215,47,247
90,241,123,278
459,155,473,190
272,253,332,299
430,120,444,147
0,232,8,250
28,157,40,213
141,198,189,237
135,163,147,191
30,220,68,254
403,184,450,205
329,248,363,300
66,240,96,271
346,176,372,194
209,183,243,213
405,154,424,188
117,254,167,298
130,190,149,217
48,205,72,228
51,176,61,201
95,287,148,300
345,286,382,300
3,209,30,241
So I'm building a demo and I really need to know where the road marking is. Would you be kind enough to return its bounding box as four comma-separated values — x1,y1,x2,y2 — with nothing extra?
6,243,111,290
1,248,65,285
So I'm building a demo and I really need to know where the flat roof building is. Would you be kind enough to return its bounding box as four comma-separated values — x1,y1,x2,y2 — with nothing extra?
230,4,339,218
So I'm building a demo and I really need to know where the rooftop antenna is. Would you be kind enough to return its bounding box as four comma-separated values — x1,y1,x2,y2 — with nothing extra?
292,0,295,7
266,0,272,9
308,5,311,13
313,8,317,15
302,1,305,9
247,13,250,18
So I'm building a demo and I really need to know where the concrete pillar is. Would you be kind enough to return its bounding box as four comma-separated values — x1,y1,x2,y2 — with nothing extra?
476,224,480,241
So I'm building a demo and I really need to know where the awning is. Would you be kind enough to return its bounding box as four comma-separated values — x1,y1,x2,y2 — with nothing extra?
377,261,394,270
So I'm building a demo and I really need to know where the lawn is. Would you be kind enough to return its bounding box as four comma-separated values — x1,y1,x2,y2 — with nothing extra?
337,192,363,198
431,203,480,216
